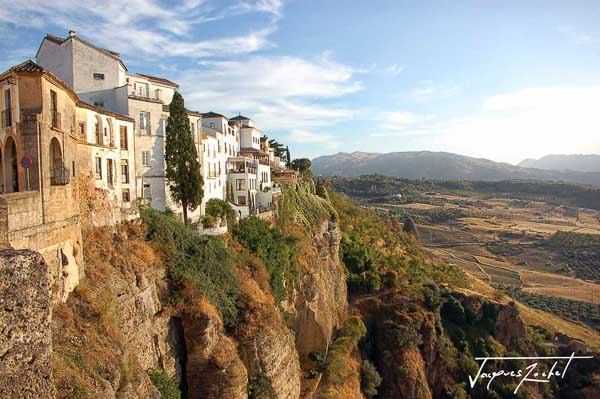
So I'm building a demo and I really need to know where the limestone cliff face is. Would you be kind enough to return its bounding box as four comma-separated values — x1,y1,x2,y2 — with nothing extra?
182,308,248,399
286,220,347,360
0,250,56,399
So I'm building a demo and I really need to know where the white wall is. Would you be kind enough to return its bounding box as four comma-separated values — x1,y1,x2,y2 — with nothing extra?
37,39,74,88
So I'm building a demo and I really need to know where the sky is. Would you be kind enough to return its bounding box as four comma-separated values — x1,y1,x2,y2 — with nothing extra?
1,0,600,164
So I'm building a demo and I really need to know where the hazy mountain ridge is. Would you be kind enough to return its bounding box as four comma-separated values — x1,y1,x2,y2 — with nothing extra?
519,154,600,172
312,151,600,186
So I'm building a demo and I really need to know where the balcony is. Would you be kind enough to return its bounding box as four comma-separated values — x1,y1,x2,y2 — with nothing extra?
1,108,12,128
51,110,61,130
50,163,70,186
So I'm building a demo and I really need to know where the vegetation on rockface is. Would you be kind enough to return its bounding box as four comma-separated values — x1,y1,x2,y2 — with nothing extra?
165,91,203,224
360,360,382,399
247,373,276,399
148,369,181,399
142,208,240,329
278,180,337,231
332,190,467,298
233,217,298,308
318,317,367,399
52,224,172,398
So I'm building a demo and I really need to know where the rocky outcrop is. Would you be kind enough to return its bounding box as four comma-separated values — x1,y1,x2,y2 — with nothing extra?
0,250,56,399
287,220,347,360
182,308,248,399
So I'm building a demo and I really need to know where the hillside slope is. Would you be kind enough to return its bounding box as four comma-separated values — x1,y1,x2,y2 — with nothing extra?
312,151,600,185
519,154,600,172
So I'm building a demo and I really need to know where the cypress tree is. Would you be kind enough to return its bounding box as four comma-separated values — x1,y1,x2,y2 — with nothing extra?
165,92,202,224
285,146,291,168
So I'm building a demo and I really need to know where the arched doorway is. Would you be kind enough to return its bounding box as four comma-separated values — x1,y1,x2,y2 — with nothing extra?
5,137,18,192
49,138,66,186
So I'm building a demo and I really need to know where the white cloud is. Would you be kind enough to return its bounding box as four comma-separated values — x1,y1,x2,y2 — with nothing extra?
384,64,404,76
286,130,337,145
410,80,461,103
0,0,280,59
558,25,597,46
235,0,285,16
374,86,600,163
179,54,361,130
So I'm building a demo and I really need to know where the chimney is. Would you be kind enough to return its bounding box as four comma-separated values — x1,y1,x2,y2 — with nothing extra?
69,30,77,38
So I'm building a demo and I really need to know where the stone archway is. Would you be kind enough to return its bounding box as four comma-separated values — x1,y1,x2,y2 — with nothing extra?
0,147,4,193
49,138,65,186
5,137,18,193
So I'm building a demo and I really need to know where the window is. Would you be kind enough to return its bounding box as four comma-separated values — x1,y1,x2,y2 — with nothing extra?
72,161,76,177
135,82,150,97
94,100,104,108
121,160,129,183
95,120,101,144
139,111,150,134
120,126,128,150
107,159,114,188
236,179,244,190
93,73,105,80
95,157,102,179
142,151,150,167
191,122,195,138
210,122,215,129
50,90,60,129
2,89,11,128
238,196,247,205
154,88,162,101
78,122,86,138
122,188,130,202
143,183,151,199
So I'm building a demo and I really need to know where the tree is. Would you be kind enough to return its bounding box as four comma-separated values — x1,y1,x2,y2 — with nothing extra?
291,158,311,173
268,139,285,157
285,146,291,167
165,92,202,224
402,216,419,239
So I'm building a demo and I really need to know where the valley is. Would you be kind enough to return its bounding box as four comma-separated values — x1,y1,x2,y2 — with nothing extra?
331,175,600,333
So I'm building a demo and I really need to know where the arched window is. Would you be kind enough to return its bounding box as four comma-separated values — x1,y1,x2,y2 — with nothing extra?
5,137,18,192
50,138,68,185
94,114,103,145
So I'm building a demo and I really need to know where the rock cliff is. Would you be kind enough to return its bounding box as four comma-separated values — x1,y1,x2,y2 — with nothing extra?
0,250,56,399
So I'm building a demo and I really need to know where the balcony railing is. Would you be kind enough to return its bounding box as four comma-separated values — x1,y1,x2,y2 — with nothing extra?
51,110,61,130
1,108,12,128
50,163,70,186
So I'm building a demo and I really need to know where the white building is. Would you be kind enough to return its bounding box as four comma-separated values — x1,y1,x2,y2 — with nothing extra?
75,102,137,221
37,31,204,222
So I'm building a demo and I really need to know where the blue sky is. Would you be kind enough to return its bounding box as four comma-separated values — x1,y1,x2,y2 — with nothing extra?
2,0,600,163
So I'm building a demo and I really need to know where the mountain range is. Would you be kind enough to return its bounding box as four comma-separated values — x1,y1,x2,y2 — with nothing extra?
519,154,600,173
312,151,600,186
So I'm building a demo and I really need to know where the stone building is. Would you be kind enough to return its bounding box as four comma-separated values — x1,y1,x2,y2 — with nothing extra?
0,60,141,301
0,60,83,302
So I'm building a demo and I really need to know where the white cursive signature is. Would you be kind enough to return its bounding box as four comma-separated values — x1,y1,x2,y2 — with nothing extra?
468,353,593,394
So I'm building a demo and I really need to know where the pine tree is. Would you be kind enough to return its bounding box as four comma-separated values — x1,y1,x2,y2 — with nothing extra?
285,146,291,168
165,92,202,224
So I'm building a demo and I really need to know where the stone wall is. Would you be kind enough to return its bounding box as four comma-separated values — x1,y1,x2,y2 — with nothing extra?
0,249,55,398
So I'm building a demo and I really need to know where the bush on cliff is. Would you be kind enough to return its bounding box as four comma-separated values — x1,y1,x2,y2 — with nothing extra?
233,217,298,307
142,208,240,328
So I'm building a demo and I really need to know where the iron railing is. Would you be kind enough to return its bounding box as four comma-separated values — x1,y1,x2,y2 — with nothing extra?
1,108,12,128
50,163,70,186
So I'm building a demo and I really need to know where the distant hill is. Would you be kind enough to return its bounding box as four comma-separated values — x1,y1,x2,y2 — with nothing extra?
312,151,600,186
519,154,600,173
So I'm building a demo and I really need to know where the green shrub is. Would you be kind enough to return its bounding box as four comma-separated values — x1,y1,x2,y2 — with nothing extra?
205,198,236,226
233,217,298,307
142,208,240,328
147,369,181,399
201,215,216,228
247,373,276,399
360,360,382,398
